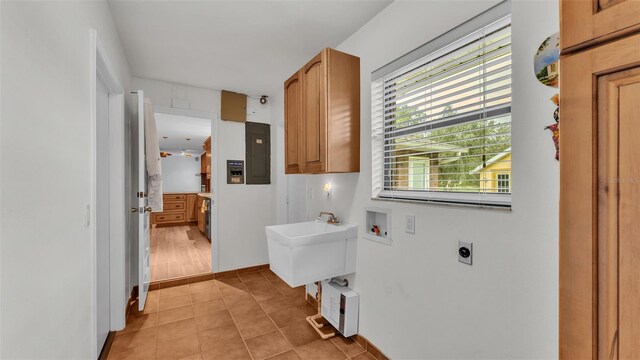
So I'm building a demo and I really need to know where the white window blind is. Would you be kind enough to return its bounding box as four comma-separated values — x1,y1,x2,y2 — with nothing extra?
371,5,512,207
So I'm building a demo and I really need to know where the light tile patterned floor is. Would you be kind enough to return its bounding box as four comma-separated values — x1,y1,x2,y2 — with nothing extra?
109,270,369,360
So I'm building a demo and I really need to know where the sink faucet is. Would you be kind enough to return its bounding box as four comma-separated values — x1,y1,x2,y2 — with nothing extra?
318,211,340,224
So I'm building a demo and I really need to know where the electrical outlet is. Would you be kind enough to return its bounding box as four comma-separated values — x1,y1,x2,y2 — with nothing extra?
405,214,415,234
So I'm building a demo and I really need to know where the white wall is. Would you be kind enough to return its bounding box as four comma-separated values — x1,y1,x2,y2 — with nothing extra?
0,1,132,357
132,77,276,272
274,1,560,358
161,155,201,193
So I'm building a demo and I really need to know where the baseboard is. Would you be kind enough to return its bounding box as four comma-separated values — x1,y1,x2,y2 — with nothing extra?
145,263,270,291
214,263,270,278
153,220,198,228
149,272,215,291
98,331,116,360
306,291,389,360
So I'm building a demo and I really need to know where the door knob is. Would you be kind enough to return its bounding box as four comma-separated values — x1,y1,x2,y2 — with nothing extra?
144,206,153,213
131,208,138,213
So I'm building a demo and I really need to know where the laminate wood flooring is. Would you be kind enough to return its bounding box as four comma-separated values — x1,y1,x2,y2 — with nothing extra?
151,225,211,282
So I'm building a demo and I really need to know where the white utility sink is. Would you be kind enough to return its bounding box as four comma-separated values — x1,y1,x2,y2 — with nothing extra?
265,220,357,287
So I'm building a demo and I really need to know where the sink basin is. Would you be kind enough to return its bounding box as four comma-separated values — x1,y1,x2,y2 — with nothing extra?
265,220,357,287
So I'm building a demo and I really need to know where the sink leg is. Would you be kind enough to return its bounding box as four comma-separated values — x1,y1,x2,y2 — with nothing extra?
305,281,335,339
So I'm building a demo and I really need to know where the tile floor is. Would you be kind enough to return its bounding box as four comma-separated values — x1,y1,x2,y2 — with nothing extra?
109,269,372,360
150,225,211,282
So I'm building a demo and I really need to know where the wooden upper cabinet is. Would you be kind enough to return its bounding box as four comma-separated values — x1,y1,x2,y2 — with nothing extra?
302,52,327,173
284,71,302,174
284,48,360,174
561,0,640,51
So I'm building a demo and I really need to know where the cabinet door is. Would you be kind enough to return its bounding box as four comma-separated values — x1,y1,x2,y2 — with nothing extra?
301,51,326,173
284,71,302,174
596,67,640,360
560,34,640,359
186,194,197,221
561,0,640,51
197,197,205,233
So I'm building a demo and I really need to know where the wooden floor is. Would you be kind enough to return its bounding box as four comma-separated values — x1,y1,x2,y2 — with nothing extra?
150,224,211,282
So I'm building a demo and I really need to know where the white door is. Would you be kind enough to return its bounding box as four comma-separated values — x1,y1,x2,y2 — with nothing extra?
132,90,151,311
96,76,110,352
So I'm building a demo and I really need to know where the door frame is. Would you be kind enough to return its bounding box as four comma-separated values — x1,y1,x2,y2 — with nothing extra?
153,106,220,273
90,29,126,358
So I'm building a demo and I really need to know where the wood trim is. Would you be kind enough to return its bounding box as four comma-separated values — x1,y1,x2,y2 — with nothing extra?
149,273,214,291
144,264,270,291
97,331,116,360
153,220,196,228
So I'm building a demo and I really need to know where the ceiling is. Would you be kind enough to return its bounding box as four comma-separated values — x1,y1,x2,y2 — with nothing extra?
108,0,392,96
155,112,211,153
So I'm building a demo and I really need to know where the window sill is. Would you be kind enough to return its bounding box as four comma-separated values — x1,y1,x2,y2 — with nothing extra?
371,195,512,211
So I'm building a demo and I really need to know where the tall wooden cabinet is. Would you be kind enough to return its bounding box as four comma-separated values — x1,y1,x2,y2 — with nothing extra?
560,3,640,358
284,48,360,174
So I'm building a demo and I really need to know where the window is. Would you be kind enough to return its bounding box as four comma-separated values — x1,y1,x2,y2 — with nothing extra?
497,173,510,193
371,2,511,206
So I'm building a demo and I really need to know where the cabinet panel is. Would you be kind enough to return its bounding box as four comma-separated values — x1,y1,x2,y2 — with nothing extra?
560,34,640,359
327,49,360,172
186,194,197,221
163,194,185,202
302,53,326,173
154,213,185,224
285,71,301,174
197,196,205,233
618,78,640,359
561,0,640,51
163,201,185,212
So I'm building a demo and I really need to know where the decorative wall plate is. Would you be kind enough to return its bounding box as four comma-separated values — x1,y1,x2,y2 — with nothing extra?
534,32,560,87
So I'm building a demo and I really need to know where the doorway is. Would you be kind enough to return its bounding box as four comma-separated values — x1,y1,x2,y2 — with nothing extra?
91,30,127,358
149,112,213,281
95,73,111,355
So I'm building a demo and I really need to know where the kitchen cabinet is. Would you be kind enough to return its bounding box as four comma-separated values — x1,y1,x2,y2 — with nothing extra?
151,193,198,226
186,194,197,222
197,195,205,233
201,136,212,192
559,20,640,359
284,48,360,174
560,0,640,52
